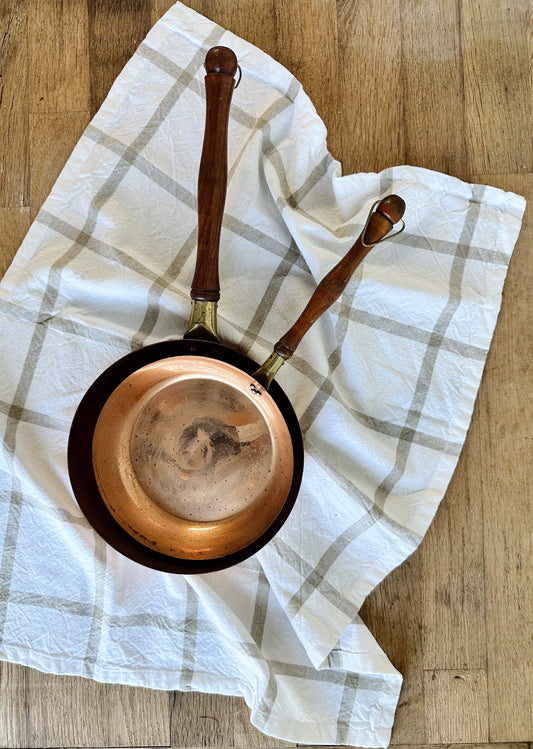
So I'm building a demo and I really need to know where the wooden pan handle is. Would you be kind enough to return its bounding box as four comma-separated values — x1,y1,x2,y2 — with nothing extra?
190,47,238,302
274,195,406,360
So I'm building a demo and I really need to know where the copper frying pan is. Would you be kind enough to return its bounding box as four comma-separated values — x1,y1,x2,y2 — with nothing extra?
67,47,405,573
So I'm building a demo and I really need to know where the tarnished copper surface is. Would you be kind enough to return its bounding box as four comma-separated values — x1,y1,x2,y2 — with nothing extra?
92,356,294,559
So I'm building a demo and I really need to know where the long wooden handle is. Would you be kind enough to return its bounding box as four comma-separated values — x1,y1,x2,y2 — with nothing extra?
274,195,406,360
190,47,238,302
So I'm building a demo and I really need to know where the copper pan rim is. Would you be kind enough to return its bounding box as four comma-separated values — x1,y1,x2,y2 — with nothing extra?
92,355,295,560
67,339,304,573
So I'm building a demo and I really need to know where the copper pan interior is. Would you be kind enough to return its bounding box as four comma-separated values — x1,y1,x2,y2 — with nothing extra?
92,356,294,560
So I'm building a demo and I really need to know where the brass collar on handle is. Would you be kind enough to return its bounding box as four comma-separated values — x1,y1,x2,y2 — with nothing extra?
184,300,219,342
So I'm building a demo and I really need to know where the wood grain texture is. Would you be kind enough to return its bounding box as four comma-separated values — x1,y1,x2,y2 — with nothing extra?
468,172,533,742
171,692,237,747
420,445,487,673
360,554,427,745
0,207,30,276
27,0,90,114
0,662,29,748
87,0,152,115
462,0,533,175
0,663,171,748
29,112,90,218
401,0,468,179
189,0,279,60
336,0,404,173
0,0,532,747
0,0,29,208
271,0,339,131
423,669,489,744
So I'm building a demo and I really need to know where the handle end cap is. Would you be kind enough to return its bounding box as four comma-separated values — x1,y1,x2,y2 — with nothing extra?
205,46,238,76
377,194,406,224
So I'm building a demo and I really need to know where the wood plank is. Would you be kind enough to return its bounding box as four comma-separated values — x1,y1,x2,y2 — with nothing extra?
449,744,527,749
151,0,178,27
0,0,28,111
183,0,278,61
27,0,90,114
400,0,468,179
271,0,339,137
462,0,533,175
423,668,489,744
0,105,29,208
336,0,403,173
0,662,29,748
24,668,172,747
170,691,236,747
361,552,427,745
0,207,31,277
88,0,153,116
0,0,29,207
29,112,90,219
468,172,533,742
419,443,487,671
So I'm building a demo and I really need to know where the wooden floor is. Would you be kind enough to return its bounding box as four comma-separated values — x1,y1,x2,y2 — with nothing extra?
1,0,532,746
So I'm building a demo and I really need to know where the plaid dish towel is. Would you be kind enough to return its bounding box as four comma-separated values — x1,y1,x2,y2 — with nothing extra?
0,2,525,746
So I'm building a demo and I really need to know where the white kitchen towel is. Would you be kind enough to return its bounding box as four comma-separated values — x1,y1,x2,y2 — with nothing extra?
0,2,526,746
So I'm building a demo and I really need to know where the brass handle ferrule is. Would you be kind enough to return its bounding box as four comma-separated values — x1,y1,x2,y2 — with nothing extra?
184,300,219,342
253,352,286,390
